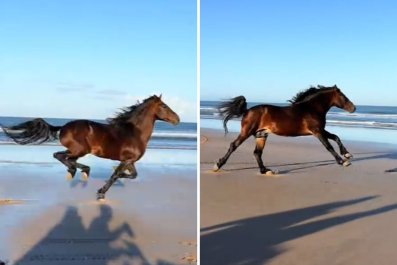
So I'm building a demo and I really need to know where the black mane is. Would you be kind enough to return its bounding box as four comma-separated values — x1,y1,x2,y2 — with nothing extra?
107,95,159,125
288,85,334,105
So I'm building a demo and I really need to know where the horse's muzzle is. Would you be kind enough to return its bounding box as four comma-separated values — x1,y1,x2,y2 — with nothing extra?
345,102,356,113
170,115,180,125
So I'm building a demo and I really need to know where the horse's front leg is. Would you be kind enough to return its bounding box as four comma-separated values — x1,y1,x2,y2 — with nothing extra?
97,162,128,200
324,130,353,159
314,131,351,167
119,163,138,179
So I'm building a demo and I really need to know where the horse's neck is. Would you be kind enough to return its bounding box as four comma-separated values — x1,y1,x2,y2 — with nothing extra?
130,112,156,144
303,92,334,114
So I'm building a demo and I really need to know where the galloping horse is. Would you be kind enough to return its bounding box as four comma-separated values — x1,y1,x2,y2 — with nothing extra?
2,95,180,200
214,85,356,174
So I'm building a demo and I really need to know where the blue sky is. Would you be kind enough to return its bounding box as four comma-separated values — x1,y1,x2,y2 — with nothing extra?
0,0,196,121
201,0,397,106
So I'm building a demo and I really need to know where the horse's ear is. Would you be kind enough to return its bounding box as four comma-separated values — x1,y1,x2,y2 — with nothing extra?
159,94,162,99
333,85,341,92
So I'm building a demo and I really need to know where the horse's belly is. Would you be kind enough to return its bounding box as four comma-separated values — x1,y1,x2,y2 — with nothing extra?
261,123,312,137
273,130,312,137
89,141,120,160
90,145,105,157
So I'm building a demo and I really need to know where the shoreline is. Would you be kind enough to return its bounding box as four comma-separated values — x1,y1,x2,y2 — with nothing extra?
201,128,397,265
0,142,197,151
201,126,397,150
200,128,397,179
0,147,196,264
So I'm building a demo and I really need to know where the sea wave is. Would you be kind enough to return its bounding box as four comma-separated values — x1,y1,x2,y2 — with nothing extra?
0,131,197,150
327,120,397,129
201,107,397,119
327,111,397,120
0,129,196,139
152,132,196,139
0,140,196,150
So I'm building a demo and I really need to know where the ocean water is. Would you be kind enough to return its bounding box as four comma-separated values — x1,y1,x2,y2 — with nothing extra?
0,116,197,150
201,101,397,145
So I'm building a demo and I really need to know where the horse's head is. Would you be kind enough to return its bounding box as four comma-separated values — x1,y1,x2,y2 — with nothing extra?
152,95,180,125
332,85,356,113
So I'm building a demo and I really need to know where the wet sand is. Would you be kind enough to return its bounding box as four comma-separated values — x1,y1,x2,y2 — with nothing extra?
0,146,196,265
201,128,397,265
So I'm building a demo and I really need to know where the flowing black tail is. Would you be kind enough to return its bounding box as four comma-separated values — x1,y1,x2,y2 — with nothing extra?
1,118,62,145
218,96,247,134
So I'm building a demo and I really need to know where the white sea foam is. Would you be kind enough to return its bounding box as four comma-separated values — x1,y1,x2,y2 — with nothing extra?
152,132,196,138
327,120,397,129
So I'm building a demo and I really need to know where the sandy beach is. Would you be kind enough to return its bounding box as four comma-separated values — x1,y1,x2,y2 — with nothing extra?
201,128,397,265
0,145,196,265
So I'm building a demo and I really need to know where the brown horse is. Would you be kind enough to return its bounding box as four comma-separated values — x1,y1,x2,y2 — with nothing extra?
214,85,356,174
2,95,180,200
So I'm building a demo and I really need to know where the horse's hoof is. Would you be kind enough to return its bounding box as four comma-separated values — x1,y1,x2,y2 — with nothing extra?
264,169,278,176
66,172,74,181
97,193,105,201
120,169,137,179
119,173,137,179
81,172,89,181
344,153,353,159
123,169,132,175
342,160,351,167
213,164,220,172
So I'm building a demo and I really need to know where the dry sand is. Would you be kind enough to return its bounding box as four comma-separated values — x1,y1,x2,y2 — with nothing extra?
201,128,397,265
0,151,196,265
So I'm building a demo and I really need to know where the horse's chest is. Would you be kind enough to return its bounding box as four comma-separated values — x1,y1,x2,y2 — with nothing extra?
119,143,145,161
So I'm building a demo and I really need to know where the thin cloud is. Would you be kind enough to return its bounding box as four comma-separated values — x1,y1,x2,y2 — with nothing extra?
55,82,95,93
96,89,127,96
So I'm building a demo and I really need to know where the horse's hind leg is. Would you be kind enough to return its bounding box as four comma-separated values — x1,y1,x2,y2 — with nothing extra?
97,162,128,200
324,130,352,159
53,151,77,179
253,132,273,174
214,133,250,171
314,131,350,167
69,158,91,180
53,151,90,180
78,162,90,180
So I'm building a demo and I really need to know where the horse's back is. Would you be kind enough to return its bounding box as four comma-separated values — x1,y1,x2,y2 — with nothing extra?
247,104,298,121
60,119,108,136
59,120,110,153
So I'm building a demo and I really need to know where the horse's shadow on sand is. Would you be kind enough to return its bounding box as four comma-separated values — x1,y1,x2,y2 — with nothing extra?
201,195,397,265
221,151,397,174
14,204,174,265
